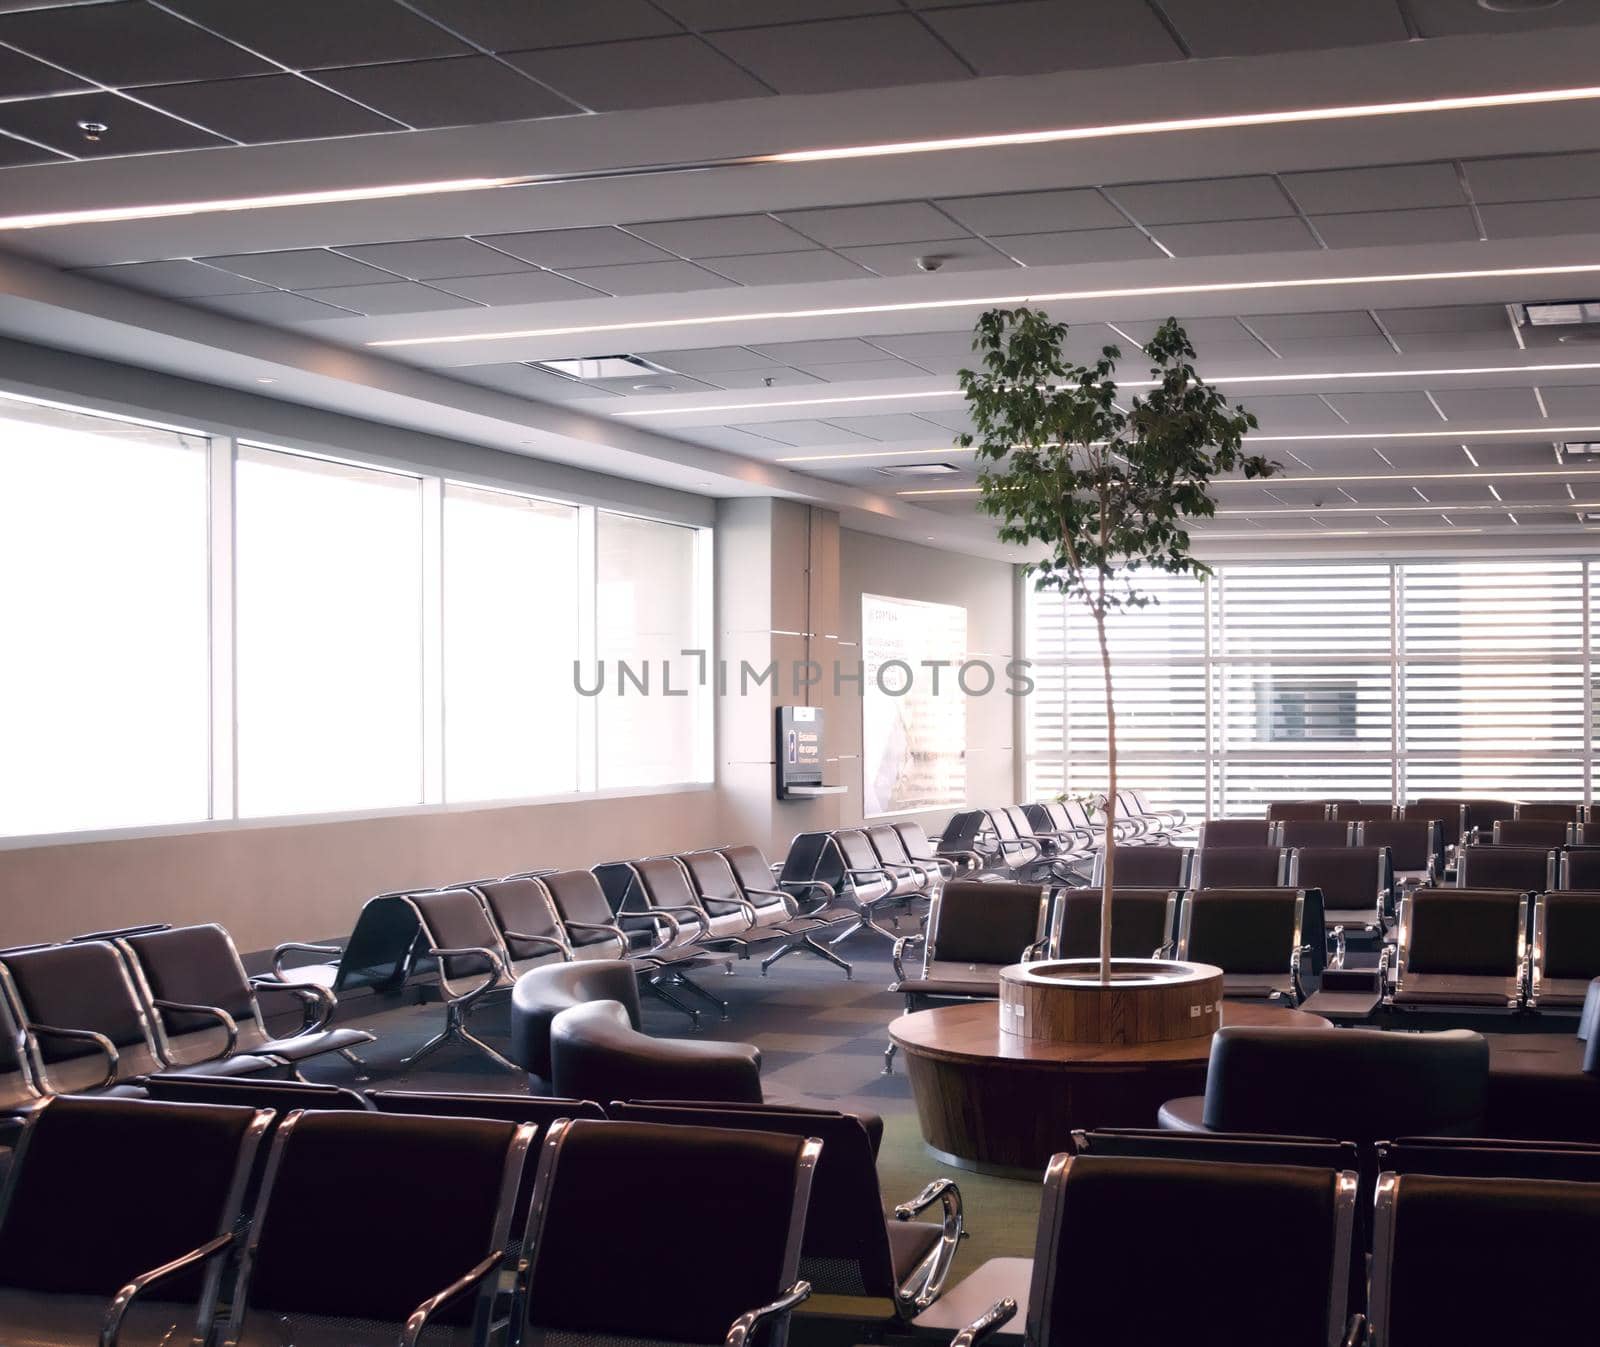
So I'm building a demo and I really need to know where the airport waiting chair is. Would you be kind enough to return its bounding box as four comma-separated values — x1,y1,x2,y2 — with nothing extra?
717,843,861,968
1273,819,1353,849
368,1089,605,1125
0,978,42,1116
1558,846,1600,889
1055,888,1178,961
142,1074,373,1112
1368,1172,1600,1346
1331,802,1395,823
265,891,424,997
1458,799,1519,844
1090,844,1192,889
947,1154,1359,1347
1374,1135,1600,1184
517,1119,817,1347
221,1109,533,1347
474,875,575,972
1267,801,1330,822
1568,824,1600,847
1491,818,1569,848
612,1101,960,1322
832,828,921,940
1177,887,1325,1002
894,820,971,877
1289,845,1392,934
868,823,951,891
1357,818,1441,889
1386,888,1529,1011
115,923,373,1074
682,847,850,977
1529,890,1600,1008
1404,799,1468,854
1071,1127,1358,1174
0,1095,272,1347
1515,801,1583,824
1197,818,1273,849
1456,844,1555,893
1190,845,1286,889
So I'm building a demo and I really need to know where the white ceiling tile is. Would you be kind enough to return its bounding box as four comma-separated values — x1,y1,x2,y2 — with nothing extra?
1157,0,1408,57
862,330,977,366
638,346,781,375
1281,162,1465,213
1467,443,1562,469
1242,394,1350,430
201,248,395,288
1479,197,1600,240
1322,391,1446,427
1404,481,1495,505
1375,304,1513,335
1360,444,1480,471
1111,316,1259,347
678,425,789,452
699,251,870,285
296,282,482,315
706,15,970,94
75,259,270,298
916,407,979,433
991,228,1163,265
1429,386,1546,422
704,367,825,390
334,237,534,280
1391,330,1522,355
589,373,716,395
558,260,741,295
838,239,1013,276
1407,0,1600,38
731,418,871,446
626,214,818,258
477,227,672,268
1108,175,1292,224
1244,310,1384,341
1492,478,1584,505
1339,481,1437,507
1536,384,1600,419
792,359,931,381
749,337,894,364
412,0,681,49
1153,217,1320,257
457,364,619,399
1506,509,1586,528
432,271,607,304
776,202,969,247
1463,151,1600,203
921,0,1181,74
824,413,953,440
1312,206,1480,249
199,291,360,322
935,188,1126,236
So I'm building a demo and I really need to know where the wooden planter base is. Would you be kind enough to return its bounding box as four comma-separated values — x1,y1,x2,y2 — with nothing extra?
998,959,1225,1046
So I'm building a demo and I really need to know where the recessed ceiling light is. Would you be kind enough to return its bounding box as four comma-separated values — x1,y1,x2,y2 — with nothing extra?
76,119,107,143
1479,0,1564,12
877,462,963,477
1524,299,1600,325
375,262,1600,351
1562,442,1600,455
254,376,276,384
535,354,668,380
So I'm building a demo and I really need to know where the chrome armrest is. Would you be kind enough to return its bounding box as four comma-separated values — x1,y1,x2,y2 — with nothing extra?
649,903,710,935
563,920,631,954
950,1297,1018,1347
502,930,574,962
1022,936,1051,963
743,885,802,916
1341,1312,1367,1347
725,1280,812,1347
101,1231,236,1347
892,933,925,983
1330,925,1347,971
401,1250,505,1347
270,941,340,981
251,977,337,1034
938,849,984,873
1289,945,1311,1005
153,999,239,1060
894,1177,964,1312
781,877,837,901
847,865,892,882
31,1024,119,1089
428,945,507,1003
1377,944,1395,1001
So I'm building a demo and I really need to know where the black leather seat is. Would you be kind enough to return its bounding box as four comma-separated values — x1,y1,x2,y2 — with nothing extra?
549,999,763,1104
1055,888,1177,960
1158,1025,1489,1142
142,1073,373,1111
0,1095,272,1346
892,881,1050,1003
1375,1134,1600,1183
1092,844,1191,888
1456,842,1555,892
1189,845,1285,889
519,1119,816,1347
1531,890,1600,1006
1177,886,1323,1001
1267,801,1330,822
509,959,643,1086
1388,888,1528,1011
1072,1127,1358,1172
1357,818,1440,888
1275,819,1352,848
1559,846,1600,889
710,844,855,977
1288,845,1391,933
1197,819,1273,849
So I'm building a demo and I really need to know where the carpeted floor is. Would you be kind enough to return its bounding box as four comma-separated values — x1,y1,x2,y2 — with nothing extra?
295,927,1044,1277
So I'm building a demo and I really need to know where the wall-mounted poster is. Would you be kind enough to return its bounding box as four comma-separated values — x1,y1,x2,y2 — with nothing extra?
862,593,968,815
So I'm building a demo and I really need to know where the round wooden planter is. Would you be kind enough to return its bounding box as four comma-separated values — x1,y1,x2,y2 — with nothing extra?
998,958,1225,1046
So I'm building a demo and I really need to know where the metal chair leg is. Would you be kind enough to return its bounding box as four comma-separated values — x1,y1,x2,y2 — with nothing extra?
760,941,800,976
643,974,701,1030
829,918,865,946
883,1040,898,1075
674,972,731,1021
403,1005,520,1074
799,933,853,979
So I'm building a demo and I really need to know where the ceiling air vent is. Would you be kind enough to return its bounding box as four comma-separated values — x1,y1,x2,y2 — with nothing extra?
876,462,963,477
534,355,671,380
1562,443,1600,458
1522,301,1600,327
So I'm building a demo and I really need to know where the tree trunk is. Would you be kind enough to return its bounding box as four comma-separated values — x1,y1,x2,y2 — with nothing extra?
1095,610,1117,986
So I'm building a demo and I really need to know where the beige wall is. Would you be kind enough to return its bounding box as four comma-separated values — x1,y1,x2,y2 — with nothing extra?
0,789,720,954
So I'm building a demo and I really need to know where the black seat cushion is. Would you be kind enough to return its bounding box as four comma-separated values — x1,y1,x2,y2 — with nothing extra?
1058,889,1172,960
1405,891,1523,976
931,882,1047,965
1543,893,1600,980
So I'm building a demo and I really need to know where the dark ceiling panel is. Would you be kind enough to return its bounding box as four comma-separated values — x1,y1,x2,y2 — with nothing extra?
137,74,399,143
334,237,535,280
165,0,470,69
0,131,67,166
0,42,90,98
707,14,970,94
0,1,271,85
315,55,577,128
0,90,231,156
407,0,681,50
923,0,1183,75
504,34,771,110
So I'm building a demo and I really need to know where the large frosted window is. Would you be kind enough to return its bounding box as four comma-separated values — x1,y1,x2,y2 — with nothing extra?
862,594,968,814
443,483,580,801
0,401,209,836
234,446,424,817
596,511,707,788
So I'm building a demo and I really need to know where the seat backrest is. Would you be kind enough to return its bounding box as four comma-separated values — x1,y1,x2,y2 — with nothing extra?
608,1102,894,1296
1027,1155,1354,1347
1203,1026,1488,1142
1491,818,1569,847
406,886,508,983
833,828,884,874
120,923,260,1043
1005,805,1041,841
893,820,939,861
1099,845,1190,888
1331,802,1394,823
719,843,779,896
1561,846,1600,888
1358,818,1437,871
523,1119,816,1347
0,1095,270,1301
0,978,35,1111
680,849,750,908
1457,844,1554,892
1073,1128,1358,1173
865,823,915,868
632,855,705,913
543,870,622,946
1534,890,1600,984
927,881,1049,966
1276,819,1353,848
1376,1136,1600,1184
988,808,1026,846
143,1074,373,1111
328,892,425,993
936,811,988,857
1056,889,1176,960
1401,889,1525,978
1371,1173,1600,1347
1290,846,1387,912
234,1110,528,1328
1266,801,1329,821
1404,799,1465,850
590,861,638,914
1192,845,1285,889
1571,824,1600,847
781,831,846,888
0,939,153,1061
368,1090,606,1125
1460,798,1518,836
1515,801,1581,823
475,877,568,961
1180,889,1303,976
1198,819,1272,849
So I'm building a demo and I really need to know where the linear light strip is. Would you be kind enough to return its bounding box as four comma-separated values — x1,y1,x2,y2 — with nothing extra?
613,360,1600,419
374,262,1600,350
1214,501,1600,516
9,82,1600,234
897,464,1600,496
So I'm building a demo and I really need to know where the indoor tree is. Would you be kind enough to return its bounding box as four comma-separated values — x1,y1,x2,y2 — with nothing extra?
958,309,1277,984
